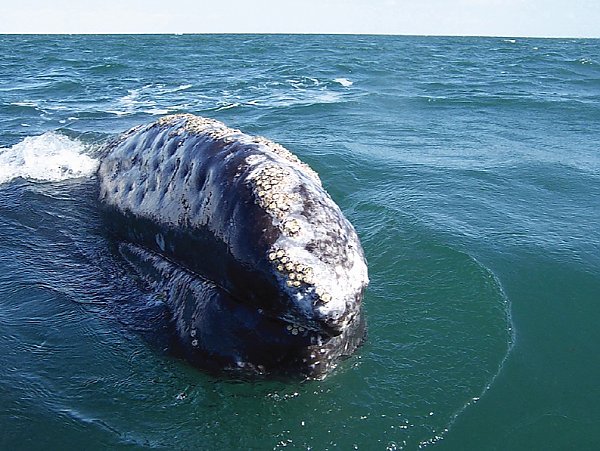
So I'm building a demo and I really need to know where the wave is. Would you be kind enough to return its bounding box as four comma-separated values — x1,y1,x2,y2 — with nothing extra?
0,132,98,184
164,84,193,93
106,84,193,116
10,101,39,108
333,78,353,87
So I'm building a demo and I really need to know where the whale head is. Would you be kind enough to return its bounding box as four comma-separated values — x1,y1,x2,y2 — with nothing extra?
98,114,368,376
236,135,369,339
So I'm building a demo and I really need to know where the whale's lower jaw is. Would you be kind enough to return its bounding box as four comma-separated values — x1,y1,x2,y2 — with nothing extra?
119,243,366,378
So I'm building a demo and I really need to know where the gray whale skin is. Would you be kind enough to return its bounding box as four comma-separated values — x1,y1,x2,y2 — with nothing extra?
97,114,369,378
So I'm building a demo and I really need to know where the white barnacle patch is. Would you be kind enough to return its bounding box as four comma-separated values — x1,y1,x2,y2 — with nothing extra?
245,154,266,167
191,339,198,347
269,247,316,291
265,238,361,326
255,178,368,326
250,136,321,186
320,292,332,303
157,114,243,142
282,218,301,237
313,286,332,304
247,163,299,221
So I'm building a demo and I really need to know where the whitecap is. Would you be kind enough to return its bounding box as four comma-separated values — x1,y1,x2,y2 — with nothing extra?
171,84,193,92
143,108,171,115
214,102,240,112
0,132,98,184
117,89,141,114
314,91,342,103
11,101,39,107
106,110,129,116
334,78,353,87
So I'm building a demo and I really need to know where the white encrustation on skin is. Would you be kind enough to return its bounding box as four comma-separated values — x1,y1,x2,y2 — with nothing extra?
242,129,368,328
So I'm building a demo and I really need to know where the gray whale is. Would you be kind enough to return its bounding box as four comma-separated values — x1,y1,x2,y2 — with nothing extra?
97,114,368,377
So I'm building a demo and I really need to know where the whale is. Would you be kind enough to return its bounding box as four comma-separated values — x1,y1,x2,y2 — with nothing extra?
97,114,368,377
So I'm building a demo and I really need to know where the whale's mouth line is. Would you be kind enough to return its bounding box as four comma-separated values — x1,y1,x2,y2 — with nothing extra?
117,242,346,340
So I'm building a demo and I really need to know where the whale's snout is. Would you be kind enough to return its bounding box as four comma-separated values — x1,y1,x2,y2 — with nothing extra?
313,293,364,338
315,313,346,337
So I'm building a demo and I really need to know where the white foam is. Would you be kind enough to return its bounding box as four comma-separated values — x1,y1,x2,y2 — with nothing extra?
169,84,193,93
143,108,171,115
116,88,143,115
0,132,98,184
11,101,39,107
109,84,191,116
214,102,240,111
334,78,353,87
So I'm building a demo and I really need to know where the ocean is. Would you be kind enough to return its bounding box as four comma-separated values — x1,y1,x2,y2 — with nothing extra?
0,34,598,450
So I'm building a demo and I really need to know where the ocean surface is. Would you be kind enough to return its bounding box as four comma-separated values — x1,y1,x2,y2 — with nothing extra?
0,34,598,450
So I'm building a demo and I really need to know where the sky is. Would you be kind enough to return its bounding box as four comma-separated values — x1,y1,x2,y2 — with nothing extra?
0,0,598,37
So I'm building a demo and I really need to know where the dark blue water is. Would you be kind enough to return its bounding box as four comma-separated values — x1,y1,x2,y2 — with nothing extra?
0,35,599,450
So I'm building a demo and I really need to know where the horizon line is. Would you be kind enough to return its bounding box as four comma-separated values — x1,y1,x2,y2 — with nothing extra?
1,32,599,39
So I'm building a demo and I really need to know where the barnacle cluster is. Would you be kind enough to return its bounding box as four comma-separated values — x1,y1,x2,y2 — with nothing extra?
285,324,306,336
190,328,198,347
268,249,314,288
282,218,301,237
251,164,297,220
154,114,335,311
266,248,332,305
314,287,332,304
157,114,241,141
252,136,320,184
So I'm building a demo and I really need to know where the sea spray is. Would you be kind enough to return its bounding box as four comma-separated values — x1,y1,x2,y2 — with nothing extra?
0,132,98,184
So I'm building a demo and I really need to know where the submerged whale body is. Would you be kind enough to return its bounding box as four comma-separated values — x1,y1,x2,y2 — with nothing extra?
97,114,368,377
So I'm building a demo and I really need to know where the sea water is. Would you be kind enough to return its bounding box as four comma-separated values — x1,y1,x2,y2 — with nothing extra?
0,35,599,450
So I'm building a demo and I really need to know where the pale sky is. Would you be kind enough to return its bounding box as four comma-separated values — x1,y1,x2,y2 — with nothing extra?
0,0,598,37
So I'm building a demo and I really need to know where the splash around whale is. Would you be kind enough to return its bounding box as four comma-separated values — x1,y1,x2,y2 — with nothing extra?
97,114,369,378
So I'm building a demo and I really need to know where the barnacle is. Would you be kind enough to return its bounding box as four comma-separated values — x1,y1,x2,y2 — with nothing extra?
282,218,301,236
251,136,320,184
267,247,321,294
248,164,300,220
158,114,242,141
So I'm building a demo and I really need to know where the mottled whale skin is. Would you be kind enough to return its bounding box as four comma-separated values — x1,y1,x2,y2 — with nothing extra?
97,114,368,377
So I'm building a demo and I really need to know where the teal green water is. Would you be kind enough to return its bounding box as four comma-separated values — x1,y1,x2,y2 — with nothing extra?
0,35,599,449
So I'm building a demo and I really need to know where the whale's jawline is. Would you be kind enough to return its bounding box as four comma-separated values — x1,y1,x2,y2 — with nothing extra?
118,242,366,378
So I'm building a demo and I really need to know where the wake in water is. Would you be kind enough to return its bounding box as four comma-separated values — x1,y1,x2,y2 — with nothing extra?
0,132,98,184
